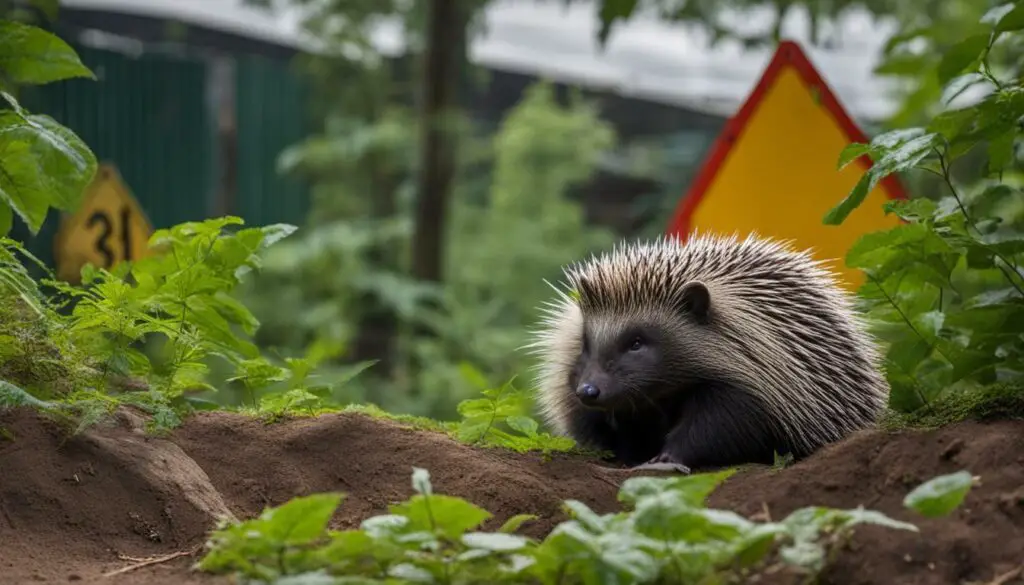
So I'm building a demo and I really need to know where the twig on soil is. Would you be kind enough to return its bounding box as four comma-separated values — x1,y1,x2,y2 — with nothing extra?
101,545,202,578
591,471,624,490
971,564,1023,585
749,502,773,523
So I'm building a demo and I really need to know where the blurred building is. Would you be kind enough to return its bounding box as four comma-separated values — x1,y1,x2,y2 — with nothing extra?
17,0,901,263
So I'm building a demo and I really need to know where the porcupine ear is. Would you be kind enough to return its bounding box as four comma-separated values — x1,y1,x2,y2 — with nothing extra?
680,280,711,324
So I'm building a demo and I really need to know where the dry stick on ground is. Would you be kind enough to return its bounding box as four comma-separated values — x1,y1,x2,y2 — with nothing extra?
102,545,203,578
969,564,1024,585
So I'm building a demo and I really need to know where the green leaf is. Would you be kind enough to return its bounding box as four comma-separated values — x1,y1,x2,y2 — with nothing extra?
928,107,977,142
825,130,941,226
618,468,736,507
0,101,97,232
498,513,537,534
937,34,989,85
461,531,529,551
986,130,1016,174
904,471,975,518
0,20,95,85
995,3,1024,32
259,492,344,545
390,494,492,540
505,415,538,437
836,142,871,170
561,499,610,532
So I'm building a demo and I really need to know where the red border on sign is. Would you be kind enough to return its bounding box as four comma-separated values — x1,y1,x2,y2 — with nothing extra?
666,39,908,239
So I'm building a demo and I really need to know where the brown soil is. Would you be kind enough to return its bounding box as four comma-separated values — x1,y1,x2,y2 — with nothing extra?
1,407,1022,585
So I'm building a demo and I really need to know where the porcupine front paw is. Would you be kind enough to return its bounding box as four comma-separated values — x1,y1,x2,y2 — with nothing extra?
630,452,692,475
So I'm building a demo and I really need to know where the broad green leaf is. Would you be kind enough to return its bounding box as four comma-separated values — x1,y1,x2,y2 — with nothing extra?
903,471,974,518
258,492,344,545
836,142,871,170
963,287,1021,309
0,21,94,85
359,514,409,539
982,3,1015,24
632,491,753,541
0,103,97,233
498,513,537,534
779,540,826,571
986,129,1016,174
827,130,943,226
995,3,1024,32
883,197,936,221
390,494,491,539
618,468,736,507
733,523,786,568
968,184,1018,218
927,107,977,142
937,34,989,85
562,499,609,532
505,415,538,436
388,564,433,582
461,531,529,551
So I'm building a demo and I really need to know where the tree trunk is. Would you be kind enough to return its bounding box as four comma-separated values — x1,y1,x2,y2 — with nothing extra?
411,0,466,285
349,153,400,375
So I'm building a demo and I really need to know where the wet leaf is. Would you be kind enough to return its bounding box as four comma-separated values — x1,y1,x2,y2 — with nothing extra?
390,494,492,539
461,532,529,551
937,34,989,85
0,20,94,85
259,493,344,545
995,3,1024,32
0,98,97,233
904,471,975,518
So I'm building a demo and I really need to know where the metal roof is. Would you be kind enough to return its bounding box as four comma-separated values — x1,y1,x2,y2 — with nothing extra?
62,0,906,120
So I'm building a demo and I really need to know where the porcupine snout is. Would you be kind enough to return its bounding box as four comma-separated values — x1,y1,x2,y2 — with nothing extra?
575,382,600,404
572,359,617,408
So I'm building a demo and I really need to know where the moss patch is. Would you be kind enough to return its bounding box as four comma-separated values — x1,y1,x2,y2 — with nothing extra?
881,383,1024,430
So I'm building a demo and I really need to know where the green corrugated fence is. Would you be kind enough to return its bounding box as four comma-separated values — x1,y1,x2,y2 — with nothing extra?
13,43,311,273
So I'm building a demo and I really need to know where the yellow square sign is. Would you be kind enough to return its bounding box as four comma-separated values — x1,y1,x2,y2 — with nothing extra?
53,163,153,284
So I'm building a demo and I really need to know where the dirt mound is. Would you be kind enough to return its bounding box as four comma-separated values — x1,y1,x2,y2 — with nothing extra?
1,408,1022,585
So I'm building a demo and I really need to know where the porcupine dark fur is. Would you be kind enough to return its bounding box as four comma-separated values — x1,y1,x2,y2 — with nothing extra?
523,232,889,472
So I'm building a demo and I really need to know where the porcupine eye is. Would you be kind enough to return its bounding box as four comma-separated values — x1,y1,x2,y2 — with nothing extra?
627,336,644,351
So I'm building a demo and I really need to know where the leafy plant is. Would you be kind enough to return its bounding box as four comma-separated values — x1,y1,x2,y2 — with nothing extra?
0,17,97,236
199,466,927,585
454,364,575,454
823,1,1024,415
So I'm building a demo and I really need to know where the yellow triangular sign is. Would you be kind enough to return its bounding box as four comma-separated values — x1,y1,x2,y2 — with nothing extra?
666,40,907,290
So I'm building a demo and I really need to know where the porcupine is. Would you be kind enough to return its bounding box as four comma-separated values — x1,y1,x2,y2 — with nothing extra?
525,232,889,474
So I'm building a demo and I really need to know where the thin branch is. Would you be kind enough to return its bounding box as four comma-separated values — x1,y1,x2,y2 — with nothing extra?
102,546,201,578
937,152,1024,298
867,273,934,412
